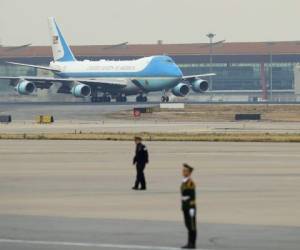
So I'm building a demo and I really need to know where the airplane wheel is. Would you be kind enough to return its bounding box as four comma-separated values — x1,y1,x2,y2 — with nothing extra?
136,96,142,102
117,95,127,102
103,96,111,102
161,96,169,102
91,97,104,103
136,95,147,102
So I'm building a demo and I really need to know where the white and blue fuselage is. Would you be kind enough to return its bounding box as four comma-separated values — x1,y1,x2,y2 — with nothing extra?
51,55,183,95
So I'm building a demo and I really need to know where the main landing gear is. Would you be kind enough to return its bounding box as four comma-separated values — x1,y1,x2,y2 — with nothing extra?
136,94,147,102
91,91,127,103
91,94,112,103
116,94,127,103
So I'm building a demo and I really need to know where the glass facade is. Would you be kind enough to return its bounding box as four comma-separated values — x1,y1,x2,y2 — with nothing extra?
0,61,296,92
0,65,36,91
0,65,36,76
178,63,294,91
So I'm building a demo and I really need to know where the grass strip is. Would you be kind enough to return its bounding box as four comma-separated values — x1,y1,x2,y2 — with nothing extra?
1,132,300,142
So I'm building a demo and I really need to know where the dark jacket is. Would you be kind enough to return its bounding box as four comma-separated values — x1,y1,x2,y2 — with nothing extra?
133,143,149,165
181,178,196,211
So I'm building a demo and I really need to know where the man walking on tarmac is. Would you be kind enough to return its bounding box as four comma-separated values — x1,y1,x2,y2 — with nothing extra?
181,163,197,249
132,136,149,190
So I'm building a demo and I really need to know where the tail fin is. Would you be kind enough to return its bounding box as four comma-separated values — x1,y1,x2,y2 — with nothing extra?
48,17,76,62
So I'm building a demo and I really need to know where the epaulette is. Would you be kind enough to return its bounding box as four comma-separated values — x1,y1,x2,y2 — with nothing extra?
187,179,195,189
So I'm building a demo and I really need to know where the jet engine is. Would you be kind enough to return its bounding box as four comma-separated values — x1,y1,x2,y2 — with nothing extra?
191,79,209,93
171,83,190,97
71,84,91,97
15,80,36,95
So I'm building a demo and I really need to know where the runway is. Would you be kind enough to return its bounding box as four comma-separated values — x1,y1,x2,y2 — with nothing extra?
0,102,143,121
0,216,299,250
0,140,299,250
2,102,300,134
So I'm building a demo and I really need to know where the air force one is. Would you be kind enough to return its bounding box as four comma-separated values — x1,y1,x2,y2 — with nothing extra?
0,17,214,102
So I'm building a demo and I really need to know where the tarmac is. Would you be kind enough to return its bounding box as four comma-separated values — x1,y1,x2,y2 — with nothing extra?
1,102,300,134
0,140,300,250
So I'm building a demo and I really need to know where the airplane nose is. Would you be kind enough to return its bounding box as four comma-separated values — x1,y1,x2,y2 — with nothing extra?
174,63,183,77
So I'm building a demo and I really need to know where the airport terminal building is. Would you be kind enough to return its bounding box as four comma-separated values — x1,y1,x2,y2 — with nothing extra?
1,41,300,101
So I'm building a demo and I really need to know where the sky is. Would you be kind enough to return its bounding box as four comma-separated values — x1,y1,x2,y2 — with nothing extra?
0,0,299,46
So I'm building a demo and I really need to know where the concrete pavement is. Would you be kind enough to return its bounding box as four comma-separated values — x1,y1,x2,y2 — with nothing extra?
0,140,299,249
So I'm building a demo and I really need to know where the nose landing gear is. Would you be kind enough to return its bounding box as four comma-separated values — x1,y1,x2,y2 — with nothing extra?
161,95,170,103
161,89,170,103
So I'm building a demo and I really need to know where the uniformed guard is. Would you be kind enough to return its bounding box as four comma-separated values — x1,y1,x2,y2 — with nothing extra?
132,136,149,190
181,163,197,249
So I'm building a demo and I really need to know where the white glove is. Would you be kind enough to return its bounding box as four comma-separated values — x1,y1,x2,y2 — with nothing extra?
182,196,190,201
189,208,195,217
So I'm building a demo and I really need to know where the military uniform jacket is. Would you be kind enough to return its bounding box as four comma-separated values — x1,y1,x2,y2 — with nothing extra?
133,143,149,165
181,178,196,211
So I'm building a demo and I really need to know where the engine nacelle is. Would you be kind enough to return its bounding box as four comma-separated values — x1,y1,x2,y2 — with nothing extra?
15,80,36,95
171,83,190,97
71,84,91,97
191,79,209,93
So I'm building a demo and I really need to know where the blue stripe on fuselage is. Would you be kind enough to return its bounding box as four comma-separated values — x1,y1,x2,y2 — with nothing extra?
54,21,76,62
57,56,183,78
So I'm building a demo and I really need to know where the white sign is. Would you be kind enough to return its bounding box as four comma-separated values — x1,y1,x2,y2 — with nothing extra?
160,103,185,109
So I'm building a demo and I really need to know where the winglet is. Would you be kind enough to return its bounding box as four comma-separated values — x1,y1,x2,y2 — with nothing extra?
48,17,76,62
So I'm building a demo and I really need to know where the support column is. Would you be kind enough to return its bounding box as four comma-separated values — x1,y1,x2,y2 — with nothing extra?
260,62,268,101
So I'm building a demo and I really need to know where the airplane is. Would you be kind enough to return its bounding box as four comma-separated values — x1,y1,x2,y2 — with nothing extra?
0,17,214,103
0,43,32,51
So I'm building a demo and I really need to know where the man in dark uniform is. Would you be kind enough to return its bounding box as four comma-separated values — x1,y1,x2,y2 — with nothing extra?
181,163,197,249
132,136,149,190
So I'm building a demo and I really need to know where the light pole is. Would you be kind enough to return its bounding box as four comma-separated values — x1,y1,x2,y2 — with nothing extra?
207,33,215,98
267,42,275,101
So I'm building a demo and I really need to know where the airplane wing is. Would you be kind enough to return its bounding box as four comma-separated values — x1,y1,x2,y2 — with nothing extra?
182,73,216,81
6,62,61,73
0,76,127,90
4,44,32,51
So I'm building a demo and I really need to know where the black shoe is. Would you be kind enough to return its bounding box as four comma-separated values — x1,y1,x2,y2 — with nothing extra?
140,187,147,190
132,187,139,190
181,244,195,249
